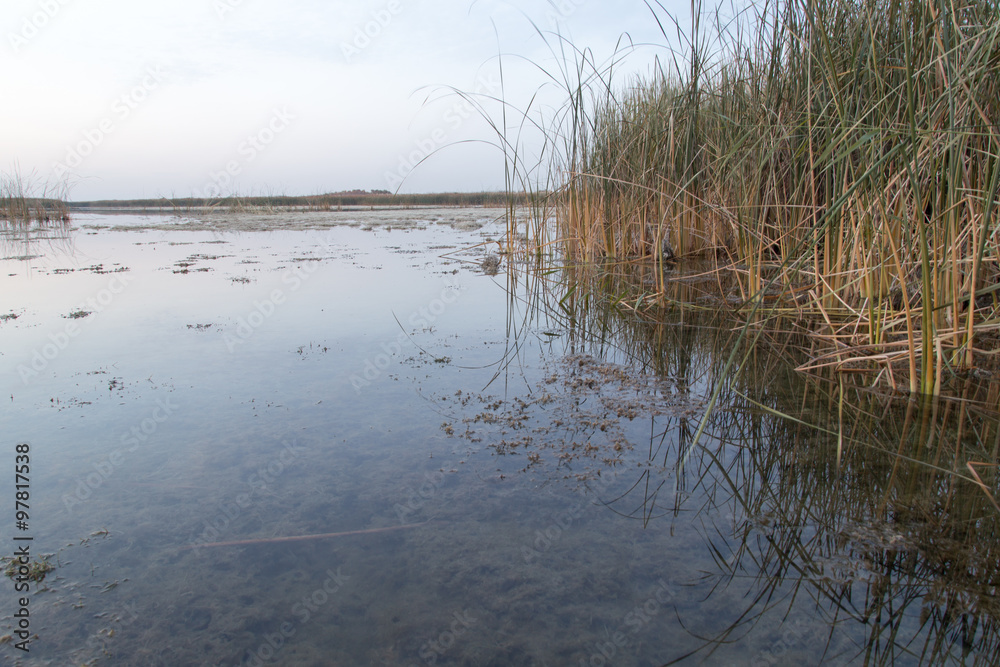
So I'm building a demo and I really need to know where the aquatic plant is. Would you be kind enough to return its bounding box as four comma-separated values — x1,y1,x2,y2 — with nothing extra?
0,169,69,225
2,554,55,583
501,0,1000,395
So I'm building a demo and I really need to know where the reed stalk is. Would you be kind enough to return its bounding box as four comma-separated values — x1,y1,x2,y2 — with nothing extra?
548,0,1000,394
1,169,69,226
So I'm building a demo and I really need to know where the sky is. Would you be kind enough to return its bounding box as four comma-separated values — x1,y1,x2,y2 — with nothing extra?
1,0,690,201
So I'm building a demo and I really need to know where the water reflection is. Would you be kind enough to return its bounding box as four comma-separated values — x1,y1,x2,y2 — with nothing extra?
494,258,1000,665
0,216,74,262
0,214,997,665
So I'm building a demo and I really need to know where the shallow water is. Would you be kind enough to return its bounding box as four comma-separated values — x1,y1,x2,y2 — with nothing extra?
1,211,997,666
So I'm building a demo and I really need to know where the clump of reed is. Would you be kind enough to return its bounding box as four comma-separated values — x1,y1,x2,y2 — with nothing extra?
552,0,1000,395
1,170,69,226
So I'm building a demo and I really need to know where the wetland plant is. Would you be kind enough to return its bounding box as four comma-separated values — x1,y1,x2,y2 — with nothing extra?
0,170,69,228
496,0,1000,395
0,170,69,226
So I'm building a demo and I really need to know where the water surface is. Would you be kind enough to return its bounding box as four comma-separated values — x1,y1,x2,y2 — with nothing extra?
1,211,997,666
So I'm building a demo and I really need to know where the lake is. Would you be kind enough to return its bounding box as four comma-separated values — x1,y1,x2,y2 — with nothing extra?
1,209,997,666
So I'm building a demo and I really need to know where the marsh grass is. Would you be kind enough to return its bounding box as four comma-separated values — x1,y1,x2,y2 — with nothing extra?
0,170,69,226
476,6,1000,657
512,0,1000,395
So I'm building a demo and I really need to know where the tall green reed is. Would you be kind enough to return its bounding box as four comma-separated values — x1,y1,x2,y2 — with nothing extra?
547,0,1000,395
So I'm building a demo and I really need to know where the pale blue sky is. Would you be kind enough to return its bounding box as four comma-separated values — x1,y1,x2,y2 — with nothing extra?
1,0,689,200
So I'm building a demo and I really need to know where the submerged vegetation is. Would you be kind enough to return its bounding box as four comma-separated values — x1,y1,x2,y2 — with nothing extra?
506,0,1000,396
2,554,55,584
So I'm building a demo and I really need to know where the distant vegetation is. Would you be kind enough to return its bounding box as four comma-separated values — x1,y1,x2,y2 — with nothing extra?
2,168,515,226
68,191,520,212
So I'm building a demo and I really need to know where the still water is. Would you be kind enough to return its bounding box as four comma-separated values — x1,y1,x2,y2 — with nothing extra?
1,210,997,666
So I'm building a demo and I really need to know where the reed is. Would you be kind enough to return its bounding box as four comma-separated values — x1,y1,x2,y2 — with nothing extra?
0,169,69,226
547,0,1000,395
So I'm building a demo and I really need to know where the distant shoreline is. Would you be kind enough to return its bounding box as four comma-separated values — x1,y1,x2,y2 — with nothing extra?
66,191,526,212
66,205,507,233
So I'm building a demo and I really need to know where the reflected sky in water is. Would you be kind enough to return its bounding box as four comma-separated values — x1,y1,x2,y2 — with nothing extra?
0,212,997,666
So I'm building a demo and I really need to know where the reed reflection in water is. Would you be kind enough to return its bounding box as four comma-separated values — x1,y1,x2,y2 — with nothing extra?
485,256,1000,665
